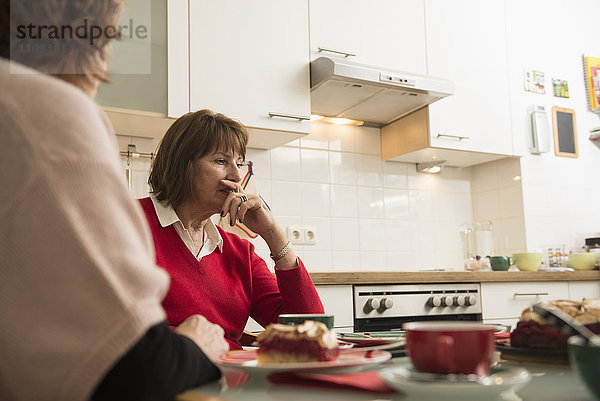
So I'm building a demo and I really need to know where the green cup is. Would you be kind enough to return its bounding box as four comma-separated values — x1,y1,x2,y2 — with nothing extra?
487,256,515,271
278,314,334,329
568,336,600,400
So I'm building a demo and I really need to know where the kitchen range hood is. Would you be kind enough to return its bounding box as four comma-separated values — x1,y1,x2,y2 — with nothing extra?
310,57,454,127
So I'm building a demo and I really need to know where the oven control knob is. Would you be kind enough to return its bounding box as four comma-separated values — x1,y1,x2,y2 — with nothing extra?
427,296,442,307
464,295,477,306
365,297,381,311
441,295,454,307
453,296,466,306
380,297,394,310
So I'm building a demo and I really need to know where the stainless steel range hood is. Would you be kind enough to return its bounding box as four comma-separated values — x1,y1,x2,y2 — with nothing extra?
310,57,454,127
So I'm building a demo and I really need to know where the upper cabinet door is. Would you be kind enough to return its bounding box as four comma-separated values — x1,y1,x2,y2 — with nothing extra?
189,0,311,134
96,0,168,114
309,0,427,74
425,0,513,155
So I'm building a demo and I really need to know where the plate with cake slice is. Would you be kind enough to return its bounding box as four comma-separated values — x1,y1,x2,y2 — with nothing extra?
497,298,600,364
218,349,392,375
219,321,392,375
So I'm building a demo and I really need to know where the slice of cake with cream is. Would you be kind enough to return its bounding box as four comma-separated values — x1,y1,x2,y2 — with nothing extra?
256,321,339,364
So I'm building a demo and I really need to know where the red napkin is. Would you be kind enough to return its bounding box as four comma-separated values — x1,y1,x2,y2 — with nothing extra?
267,371,397,393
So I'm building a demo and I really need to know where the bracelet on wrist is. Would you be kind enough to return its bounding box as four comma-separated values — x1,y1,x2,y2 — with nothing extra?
270,241,292,262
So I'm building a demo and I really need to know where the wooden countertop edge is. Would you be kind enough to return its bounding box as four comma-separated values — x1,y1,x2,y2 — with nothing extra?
309,271,600,285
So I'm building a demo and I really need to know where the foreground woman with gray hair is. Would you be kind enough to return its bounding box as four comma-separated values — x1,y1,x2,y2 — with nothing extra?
0,1,228,400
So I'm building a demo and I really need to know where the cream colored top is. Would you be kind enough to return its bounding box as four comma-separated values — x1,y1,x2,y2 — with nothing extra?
0,60,170,401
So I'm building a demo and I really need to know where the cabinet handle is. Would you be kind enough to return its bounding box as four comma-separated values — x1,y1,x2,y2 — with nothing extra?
268,112,311,121
513,292,549,297
436,133,470,140
317,47,356,58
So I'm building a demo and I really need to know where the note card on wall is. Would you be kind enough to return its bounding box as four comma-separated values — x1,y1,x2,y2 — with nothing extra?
552,106,578,158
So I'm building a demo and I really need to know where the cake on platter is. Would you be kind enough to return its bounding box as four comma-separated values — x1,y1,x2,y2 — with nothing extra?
510,298,600,349
256,320,339,364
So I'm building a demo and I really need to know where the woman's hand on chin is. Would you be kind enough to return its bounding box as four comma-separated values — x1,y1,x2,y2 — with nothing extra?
218,179,277,237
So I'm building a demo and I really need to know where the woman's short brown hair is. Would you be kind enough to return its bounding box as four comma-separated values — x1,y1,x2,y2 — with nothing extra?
149,109,249,208
1,0,122,92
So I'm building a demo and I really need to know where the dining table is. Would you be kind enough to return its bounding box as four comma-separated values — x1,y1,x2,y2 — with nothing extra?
176,355,597,401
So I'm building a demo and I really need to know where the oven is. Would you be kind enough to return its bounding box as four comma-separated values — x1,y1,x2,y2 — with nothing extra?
353,283,482,332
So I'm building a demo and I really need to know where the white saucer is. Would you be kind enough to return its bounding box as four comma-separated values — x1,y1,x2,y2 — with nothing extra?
379,362,531,401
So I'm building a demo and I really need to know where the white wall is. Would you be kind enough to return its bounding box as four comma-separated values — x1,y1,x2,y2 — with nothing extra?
116,122,473,272
471,158,526,257
505,0,600,252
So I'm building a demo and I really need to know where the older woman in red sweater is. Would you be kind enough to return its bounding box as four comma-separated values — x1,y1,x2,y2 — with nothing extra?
139,109,324,349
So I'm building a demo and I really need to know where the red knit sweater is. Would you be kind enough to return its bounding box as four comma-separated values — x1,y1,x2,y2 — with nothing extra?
139,197,324,349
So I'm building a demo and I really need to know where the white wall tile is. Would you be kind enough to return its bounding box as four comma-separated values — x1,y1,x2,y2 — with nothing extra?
355,154,382,186
301,183,330,217
302,216,331,251
302,251,332,271
434,221,463,253
360,252,386,270
410,220,436,251
495,158,521,188
301,148,329,183
246,148,271,180
472,190,500,221
408,168,441,191
358,219,386,251
454,193,473,223
384,220,411,251
328,124,355,152
254,178,272,207
330,218,359,251
382,161,408,189
329,152,356,185
408,190,435,221
300,122,329,149
330,185,358,218
432,191,456,222
383,189,409,219
471,161,498,193
410,251,437,270
270,147,300,181
270,180,301,216
357,186,384,219
498,185,523,218
332,252,361,271
435,252,464,270
386,252,413,271
355,126,381,155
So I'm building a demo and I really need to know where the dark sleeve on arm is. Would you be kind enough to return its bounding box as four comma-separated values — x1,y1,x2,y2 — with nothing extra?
92,322,221,401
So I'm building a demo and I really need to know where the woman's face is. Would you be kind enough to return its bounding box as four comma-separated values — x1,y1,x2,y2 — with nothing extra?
189,149,244,216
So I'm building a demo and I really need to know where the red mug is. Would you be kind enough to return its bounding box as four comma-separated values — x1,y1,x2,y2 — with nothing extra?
403,321,496,377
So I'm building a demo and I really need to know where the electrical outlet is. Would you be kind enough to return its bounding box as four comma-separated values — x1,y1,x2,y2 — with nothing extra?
303,228,317,245
286,226,303,245
286,226,317,245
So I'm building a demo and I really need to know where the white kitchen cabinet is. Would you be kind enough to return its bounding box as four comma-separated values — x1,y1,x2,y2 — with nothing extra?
424,0,513,156
309,0,427,75
189,0,311,141
96,0,169,114
481,281,569,320
568,281,600,300
315,285,354,332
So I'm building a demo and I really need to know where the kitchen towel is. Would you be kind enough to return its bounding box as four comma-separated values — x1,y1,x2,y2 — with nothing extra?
267,370,397,393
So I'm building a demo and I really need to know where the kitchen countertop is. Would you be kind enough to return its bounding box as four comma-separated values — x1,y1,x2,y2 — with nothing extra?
309,270,600,285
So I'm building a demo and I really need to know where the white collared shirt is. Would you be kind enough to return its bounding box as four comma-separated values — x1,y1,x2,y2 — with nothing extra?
150,195,223,260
